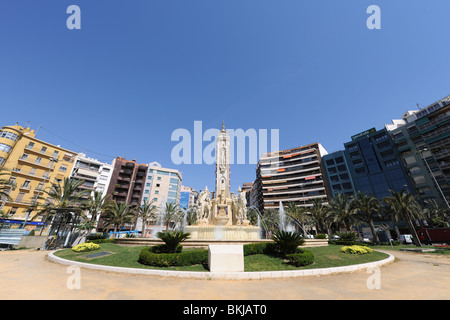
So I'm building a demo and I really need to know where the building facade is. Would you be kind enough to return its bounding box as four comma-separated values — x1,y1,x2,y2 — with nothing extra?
344,127,414,200
322,150,356,198
69,153,113,199
255,143,330,211
0,124,77,231
386,94,450,207
141,161,182,209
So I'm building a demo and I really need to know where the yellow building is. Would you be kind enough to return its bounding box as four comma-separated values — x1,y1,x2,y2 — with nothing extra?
0,124,77,232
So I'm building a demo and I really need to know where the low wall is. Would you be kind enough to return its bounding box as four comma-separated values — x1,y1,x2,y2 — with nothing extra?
17,236,47,249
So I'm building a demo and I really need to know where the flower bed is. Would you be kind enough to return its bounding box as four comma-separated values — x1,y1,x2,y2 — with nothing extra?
340,245,373,255
72,242,100,252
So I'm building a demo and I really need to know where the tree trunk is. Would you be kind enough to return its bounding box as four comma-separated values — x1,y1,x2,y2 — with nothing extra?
369,219,379,244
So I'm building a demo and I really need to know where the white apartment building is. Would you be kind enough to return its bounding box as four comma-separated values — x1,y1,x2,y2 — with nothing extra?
141,161,182,208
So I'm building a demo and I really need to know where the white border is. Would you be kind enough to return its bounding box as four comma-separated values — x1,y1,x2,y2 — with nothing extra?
48,250,395,280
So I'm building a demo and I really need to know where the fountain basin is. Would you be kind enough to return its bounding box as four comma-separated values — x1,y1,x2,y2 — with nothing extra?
184,225,261,240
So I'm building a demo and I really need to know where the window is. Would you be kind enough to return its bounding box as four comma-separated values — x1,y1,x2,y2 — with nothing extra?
326,159,335,166
153,198,158,202
0,131,19,141
0,143,12,153
26,142,35,150
59,165,68,172
40,146,47,154
157,177,161,180
35,157,42,164
155,190,159,194
20,153,29,160
52,151,59,158
29,168,36,176
16,192,25,203
335,156,344,163
0,157,5,166
22,180,31,189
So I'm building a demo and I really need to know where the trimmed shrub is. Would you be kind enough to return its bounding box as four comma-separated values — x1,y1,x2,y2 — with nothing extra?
88,238,115,244
150,244,182,254
138,247,208,267
314,234,327,239
86,233,108,241
340,245,373,255
286,250,314,267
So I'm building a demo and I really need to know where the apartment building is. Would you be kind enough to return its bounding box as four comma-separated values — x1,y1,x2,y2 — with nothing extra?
344,127,414,200
141,161,182,208
69,153,113,199
105,157,148,206
255,143,330,211
386,95,450,206
0,124,77,231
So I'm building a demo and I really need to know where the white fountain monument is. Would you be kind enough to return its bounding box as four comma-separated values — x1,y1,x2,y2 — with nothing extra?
184,122,260,240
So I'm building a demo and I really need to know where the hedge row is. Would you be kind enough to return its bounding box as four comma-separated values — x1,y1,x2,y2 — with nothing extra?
286,251,315,267
138,248,208,267
138,242,314,268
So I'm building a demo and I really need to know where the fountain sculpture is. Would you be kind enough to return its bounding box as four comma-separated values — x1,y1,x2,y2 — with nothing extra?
184,122,260,240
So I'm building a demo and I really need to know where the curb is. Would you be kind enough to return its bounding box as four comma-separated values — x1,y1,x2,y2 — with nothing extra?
47,250,395,280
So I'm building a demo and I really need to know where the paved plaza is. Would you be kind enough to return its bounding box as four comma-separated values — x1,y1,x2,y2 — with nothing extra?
0,249,449,300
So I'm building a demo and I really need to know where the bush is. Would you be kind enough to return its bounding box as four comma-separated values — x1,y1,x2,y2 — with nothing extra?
314,234,327,239
138,247,208,267
86,233,108,241
336,231,357,242
271,230,305,256
243,242,269,256
286,250,314,267
72,242,100,252
328,240,370,247
157,230,191,253
340,245,373,255
150,244,182,254
88,238,115,244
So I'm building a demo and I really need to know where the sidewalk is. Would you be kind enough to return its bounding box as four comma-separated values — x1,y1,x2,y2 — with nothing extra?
0,249,449,299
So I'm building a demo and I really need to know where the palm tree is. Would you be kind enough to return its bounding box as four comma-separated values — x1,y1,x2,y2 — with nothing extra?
0,167,16,205
138,199,158,237
102,201,137,232
163,202,183,230
260,208,279,238
285,202,308,237
328,193,358,232
423,199,449,228
352,191,381,243
383,190,423,247
86,191,110,224
309,198,331,236
32,178,90,236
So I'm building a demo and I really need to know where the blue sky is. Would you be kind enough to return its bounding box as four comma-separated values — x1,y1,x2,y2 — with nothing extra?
0,1,449,193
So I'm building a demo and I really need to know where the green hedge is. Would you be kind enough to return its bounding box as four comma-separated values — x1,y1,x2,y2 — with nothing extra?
286,250,314,267
138,242,315,268
138,247,208,267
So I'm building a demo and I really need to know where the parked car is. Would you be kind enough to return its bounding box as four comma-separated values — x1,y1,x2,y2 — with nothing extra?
399,234,413,244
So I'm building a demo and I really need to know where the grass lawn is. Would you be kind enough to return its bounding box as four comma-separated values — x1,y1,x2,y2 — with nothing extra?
54,243,390,272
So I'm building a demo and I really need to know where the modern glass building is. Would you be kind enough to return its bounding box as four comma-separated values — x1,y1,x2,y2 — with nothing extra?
343,127,414,199
322,150,356,198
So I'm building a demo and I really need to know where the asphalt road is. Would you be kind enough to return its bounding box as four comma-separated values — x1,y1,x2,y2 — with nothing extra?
0,249,449,300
